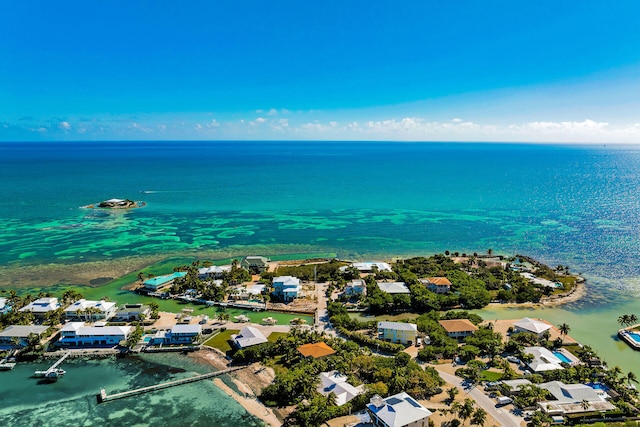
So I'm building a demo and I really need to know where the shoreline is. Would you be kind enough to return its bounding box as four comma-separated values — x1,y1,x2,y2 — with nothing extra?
486,280,587,309
190,348,284,427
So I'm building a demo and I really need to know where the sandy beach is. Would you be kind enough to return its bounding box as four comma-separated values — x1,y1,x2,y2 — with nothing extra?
190,348,284,427
487,280,586,309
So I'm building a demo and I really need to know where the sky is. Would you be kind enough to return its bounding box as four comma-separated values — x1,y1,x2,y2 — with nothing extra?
1,1,640,143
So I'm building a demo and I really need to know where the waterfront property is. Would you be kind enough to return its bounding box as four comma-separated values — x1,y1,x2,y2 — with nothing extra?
419,277,452,294
377,321,418,345
513,317,552,338
523,346,565,372
318,371,364,406
19,297,61,319
297,342,336,359
438,319,478,339
618,327,640,350
64,299,117,321
0,297,9,314
344,279,367,295
58,322,132,347
197,265,231,279
113,303,151,321
376,282,410,295
143,272,187,291
151,324,202,345
240,256,270,273
0,325,49,348
537,381,616,415
232,326,268,348
350,262,393,273
272,276,301,302
366,392,432,427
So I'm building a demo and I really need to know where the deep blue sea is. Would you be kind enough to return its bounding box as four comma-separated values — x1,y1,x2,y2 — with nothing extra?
1,141,640,424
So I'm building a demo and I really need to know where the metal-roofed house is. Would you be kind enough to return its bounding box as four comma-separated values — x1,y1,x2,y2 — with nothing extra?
143,272,186,292
240,256,270,273
64,299,117,321
351,262,393,273
197,265,232,279
58,322,132,347
523,346,564,372
377,282,410,295
378,321,418,345
272,276,302,302
318,371,364,406
232,326,268,348
19,297,61,319
366,392,432,427
0,325,49,348
513,317,552,338
537,381,616,415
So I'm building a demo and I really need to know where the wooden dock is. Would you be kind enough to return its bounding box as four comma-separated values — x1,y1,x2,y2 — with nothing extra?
97,365,246,403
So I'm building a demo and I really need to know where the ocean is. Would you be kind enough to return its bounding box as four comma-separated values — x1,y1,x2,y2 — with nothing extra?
1,141,640,424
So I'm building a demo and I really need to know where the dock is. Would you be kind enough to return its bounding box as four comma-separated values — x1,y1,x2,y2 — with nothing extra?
34,351,71,377
98,365,247,403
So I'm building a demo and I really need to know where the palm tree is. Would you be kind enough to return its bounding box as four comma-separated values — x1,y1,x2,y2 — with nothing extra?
558,323,570,343
447,386,459,404
580,399,590,422
458,398,475,425
630,314,639,325
627,371,638,388
618,315,630,327
217,312,230,323
470,408,487,427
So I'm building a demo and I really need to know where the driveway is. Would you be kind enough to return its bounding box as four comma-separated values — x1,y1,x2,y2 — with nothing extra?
434,367,523,427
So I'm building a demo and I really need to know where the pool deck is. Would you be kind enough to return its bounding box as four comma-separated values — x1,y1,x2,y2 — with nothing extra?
618,324,640,350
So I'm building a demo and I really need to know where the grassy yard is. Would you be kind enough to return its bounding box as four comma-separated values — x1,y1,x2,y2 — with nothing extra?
203,329,240,353
267,331,288,342
481,370,503,382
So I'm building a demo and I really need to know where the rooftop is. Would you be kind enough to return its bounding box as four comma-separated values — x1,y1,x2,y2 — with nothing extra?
378,321,418,332
298,342,336,358
513,317,552,334
377,282,410,294
367,392,432,427
439,319,478,333
0,324,49,338
233,326,268,348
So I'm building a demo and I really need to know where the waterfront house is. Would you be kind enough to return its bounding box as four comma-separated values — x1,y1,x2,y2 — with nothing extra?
419,277,452,294
513,317,552,338
19,297,61,319
240,256,270,273
143,272,186,291
367,392,432,427
378,321,418,345
58,322,132,347
64,299,117,321
438,319,478,339
298,342,336,359
523,346,564,372
0,297,10,314
151,324,202,345
318,371,364,406
272,276,301,302
0,325,49,349
344,279,367,296
537,381,616,415
113,304,151,322
232,326,268,348
197,265,231,279
351,262,393,273
377,282,410,294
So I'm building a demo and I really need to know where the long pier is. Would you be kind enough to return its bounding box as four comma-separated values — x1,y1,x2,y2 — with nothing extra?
98,365,247,403
34,351,70,377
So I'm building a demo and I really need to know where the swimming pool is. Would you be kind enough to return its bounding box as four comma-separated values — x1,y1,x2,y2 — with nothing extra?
627,331,640,343
553,351,572,364
587,383,609,391
142,336,152,343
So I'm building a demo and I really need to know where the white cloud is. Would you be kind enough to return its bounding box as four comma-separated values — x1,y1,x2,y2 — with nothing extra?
58,121,71,130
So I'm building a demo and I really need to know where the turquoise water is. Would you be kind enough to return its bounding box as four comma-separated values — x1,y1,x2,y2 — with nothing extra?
2,141,640,422
0,353,264,426
628,332,640,343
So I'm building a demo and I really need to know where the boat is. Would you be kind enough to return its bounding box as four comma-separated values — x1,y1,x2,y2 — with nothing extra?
34,368,66,380
234,315,250,323
262,317,277,325
0,362,16,371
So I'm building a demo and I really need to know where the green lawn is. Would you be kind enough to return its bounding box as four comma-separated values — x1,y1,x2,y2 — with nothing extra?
481,370,503,382
203,329,240,353
267,332,288,342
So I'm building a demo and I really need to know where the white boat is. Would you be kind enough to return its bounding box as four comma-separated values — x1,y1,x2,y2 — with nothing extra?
234,315,249,323
262,317,277,325
0,362,16,371
34,368,66,379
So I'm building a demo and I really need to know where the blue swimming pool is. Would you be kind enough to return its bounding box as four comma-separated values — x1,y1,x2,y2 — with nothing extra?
553,351,572,364
142,336,152,343
627,331,640,343
587,383,609,391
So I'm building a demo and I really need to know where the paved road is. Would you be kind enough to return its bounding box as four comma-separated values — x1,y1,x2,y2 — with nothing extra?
434,367,523,427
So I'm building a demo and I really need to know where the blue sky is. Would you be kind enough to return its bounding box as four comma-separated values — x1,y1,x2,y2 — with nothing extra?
2,1,640,142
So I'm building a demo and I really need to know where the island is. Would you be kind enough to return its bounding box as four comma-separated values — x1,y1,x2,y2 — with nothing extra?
81,198,145,209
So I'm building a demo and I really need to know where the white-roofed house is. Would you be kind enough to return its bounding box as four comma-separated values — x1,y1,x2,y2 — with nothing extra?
198,265,232,279
513,317,552,338
272,276,302,302
0,297,10,314
0,325,49,348
165,324,202,344
351,262,393,273
240,256,270,273
367,392,432,427
64,299,117,321
377,282,410,294
344,279,367,296
537,381,616,415
58,322,132,347
232,326,268,348
523,346,564,372
318,371,364,406
378,321,418,345
19,297,61,319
